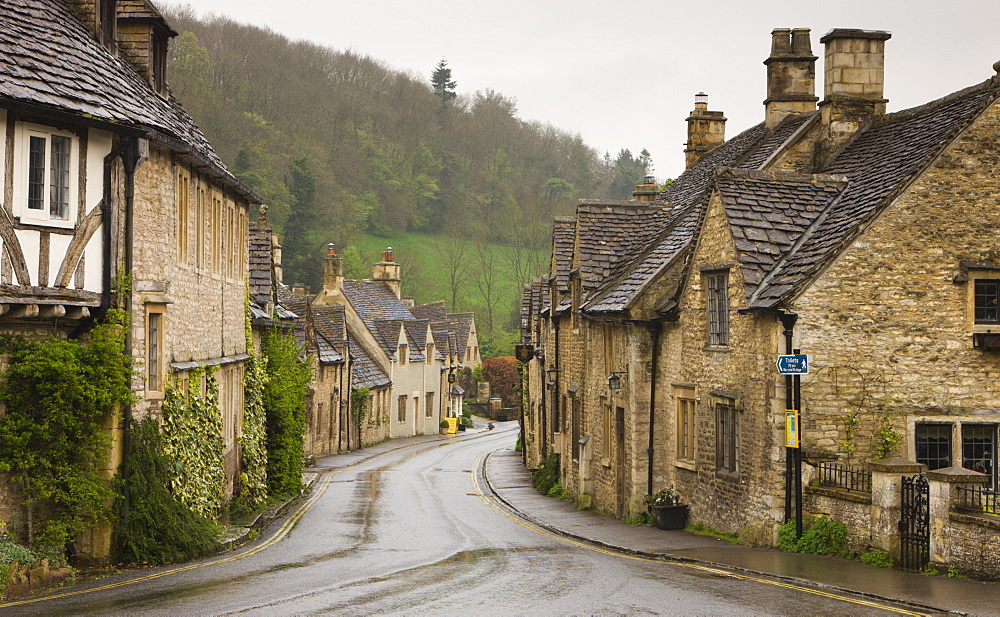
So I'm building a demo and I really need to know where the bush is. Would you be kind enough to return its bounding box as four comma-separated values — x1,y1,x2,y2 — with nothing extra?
860,549,894,568
777,516,848,556
531,453,559,495
116,417,219,565
261,329,313,498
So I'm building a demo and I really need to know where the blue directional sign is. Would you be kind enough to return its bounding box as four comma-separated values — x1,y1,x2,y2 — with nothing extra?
776,354,809,375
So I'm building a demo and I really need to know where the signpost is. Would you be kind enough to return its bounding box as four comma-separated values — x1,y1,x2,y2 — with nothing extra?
776,354,808,375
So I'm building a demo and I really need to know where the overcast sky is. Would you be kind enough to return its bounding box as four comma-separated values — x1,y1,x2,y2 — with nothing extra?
171,0,999,180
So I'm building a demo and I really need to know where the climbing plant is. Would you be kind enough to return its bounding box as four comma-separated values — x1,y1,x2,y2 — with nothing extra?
115,416,218,564
0,305,135,551
261,329,312,497
160,368,227,517
234,299,268,512
350,387,370,426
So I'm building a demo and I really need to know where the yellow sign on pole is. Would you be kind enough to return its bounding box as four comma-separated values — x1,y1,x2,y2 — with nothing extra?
785,410,799,448
446,417,458,435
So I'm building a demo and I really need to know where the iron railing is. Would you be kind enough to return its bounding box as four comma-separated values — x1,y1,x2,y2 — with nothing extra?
817,462,872,493
955,485,1000,516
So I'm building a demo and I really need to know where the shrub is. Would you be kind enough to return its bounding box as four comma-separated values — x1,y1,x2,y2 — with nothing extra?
860,549,894,568
116,417,219,565
261,329,313,498
531,453,559,495
777,516,848,556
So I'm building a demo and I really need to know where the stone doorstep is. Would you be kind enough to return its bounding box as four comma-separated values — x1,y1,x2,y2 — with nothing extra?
1,558,74,599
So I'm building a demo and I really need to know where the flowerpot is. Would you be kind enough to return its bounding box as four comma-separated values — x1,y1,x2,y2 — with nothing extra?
652,504,688,530
457,424,467,432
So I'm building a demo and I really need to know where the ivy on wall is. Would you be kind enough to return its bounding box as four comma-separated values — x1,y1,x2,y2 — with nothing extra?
160,368,226,518
261,329,312,498
237,302,268,511
0,306,135,552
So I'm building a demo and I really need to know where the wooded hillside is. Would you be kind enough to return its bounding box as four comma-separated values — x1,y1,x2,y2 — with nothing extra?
164,7,652,355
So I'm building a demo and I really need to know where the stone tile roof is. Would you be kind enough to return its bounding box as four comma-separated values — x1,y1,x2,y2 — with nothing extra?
573,202,668,290
740,113,817,170
583,123,775,314
551,217,576,293
341,280,416,355
117,0,172,26
430,321,455,357
0,0,251,199
446,313,474,353
716,169,847,297
348,334,390,390
750,80,1000,308
312,305,346,364
410,300,447,321
248,222,274,308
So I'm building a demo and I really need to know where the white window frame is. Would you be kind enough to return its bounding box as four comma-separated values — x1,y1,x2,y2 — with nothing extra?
15,123,78,228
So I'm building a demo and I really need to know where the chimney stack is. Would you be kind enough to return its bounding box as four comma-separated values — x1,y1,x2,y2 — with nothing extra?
323,243,343,292
372,247,401,299
764,28,818,129
684,93,726,169
631,175,660,202
818,28,891,156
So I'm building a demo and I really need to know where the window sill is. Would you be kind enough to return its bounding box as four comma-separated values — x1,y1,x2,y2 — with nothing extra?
145,390,165,401
600,457,611,468
702,345,731,354
675,460,695,472
715,469,740,482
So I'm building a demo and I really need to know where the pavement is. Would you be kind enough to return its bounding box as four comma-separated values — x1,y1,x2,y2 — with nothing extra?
482,442,1000,616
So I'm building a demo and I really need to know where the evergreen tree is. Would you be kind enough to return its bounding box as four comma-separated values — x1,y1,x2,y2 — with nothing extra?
431,59,457,107
283,156,323,290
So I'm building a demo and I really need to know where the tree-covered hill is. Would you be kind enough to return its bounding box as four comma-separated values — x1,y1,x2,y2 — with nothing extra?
163,6,652,355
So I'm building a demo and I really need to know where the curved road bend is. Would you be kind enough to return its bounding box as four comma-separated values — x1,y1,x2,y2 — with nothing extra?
3,425,936,616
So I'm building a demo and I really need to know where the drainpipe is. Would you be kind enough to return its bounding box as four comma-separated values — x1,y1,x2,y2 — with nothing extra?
116,136,146,527
646,321,662,498
779,312,798,524
552,314,561,459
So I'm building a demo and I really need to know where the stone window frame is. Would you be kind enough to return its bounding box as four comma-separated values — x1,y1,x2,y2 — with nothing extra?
15,122,79,229
425,391,434,418
398,343,408,366
425,343,434,366
912,419,998,489
176,167,190,264
704,270,731,347
674,386,697,469
974,278,1000,325
145,303,167,399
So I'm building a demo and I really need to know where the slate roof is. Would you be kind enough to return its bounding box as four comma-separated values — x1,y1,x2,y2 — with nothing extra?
573,202,668,289
348,335,390,390
716,169,847,296
410,301,448,321
0,0,252,199
341,280,418,355
312,305,346,364
750,79,1000,308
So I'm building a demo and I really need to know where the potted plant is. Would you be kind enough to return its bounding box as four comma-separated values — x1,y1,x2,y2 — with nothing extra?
644,487,688,530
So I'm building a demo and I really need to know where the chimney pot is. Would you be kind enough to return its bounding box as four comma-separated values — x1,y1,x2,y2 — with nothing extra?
771,28,792,55
763,27,818,129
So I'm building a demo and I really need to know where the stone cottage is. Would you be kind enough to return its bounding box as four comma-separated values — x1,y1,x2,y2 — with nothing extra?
524,27,1000,568
0,0,259,557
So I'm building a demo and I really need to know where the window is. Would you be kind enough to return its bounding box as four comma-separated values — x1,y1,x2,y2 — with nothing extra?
397,395,407,422
99,0,116,49
398,344,408,366
572,399,582,461
426,344,434,365
196,185,206,268
212,194,222,274
413,396,419,420
706,272,730,346
974,279,1000,324
152,32,168,93
23,129,75,223
962,425,996,488
716,402,738,473
602,402,611,456
915,424,952,471
146,309,165,393
676,388,697,463
177,169,190,263
426,392,434,417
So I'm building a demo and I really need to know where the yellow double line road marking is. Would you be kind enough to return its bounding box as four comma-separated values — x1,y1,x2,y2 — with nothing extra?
471,450,932,617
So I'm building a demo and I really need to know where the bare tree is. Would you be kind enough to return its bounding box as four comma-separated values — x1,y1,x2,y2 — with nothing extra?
432,234,469,311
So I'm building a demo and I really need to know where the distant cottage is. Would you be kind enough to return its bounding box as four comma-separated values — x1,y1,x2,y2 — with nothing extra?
523,28,1000,575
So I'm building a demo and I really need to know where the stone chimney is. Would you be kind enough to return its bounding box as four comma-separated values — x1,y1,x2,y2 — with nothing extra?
323,243,343,292
271,234,283,284
631,175,660,202
817,29,891,160
684,93,726,169
764,28,819,129
372,247,401,299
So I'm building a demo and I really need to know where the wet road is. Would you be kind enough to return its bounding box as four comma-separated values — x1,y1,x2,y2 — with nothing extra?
6,426,934,616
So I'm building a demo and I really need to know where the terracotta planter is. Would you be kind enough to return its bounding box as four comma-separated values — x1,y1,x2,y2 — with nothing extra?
652,504,688,530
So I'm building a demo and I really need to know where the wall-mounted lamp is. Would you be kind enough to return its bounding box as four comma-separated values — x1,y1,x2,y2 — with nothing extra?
608,370,628,390
546,364,558,386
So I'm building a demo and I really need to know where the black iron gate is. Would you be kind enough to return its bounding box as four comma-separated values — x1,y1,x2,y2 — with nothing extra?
899,474,930,571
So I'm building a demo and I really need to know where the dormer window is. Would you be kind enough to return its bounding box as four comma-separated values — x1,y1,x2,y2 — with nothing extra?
152,31,168,94
398,344,408,366
100,0,117,50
